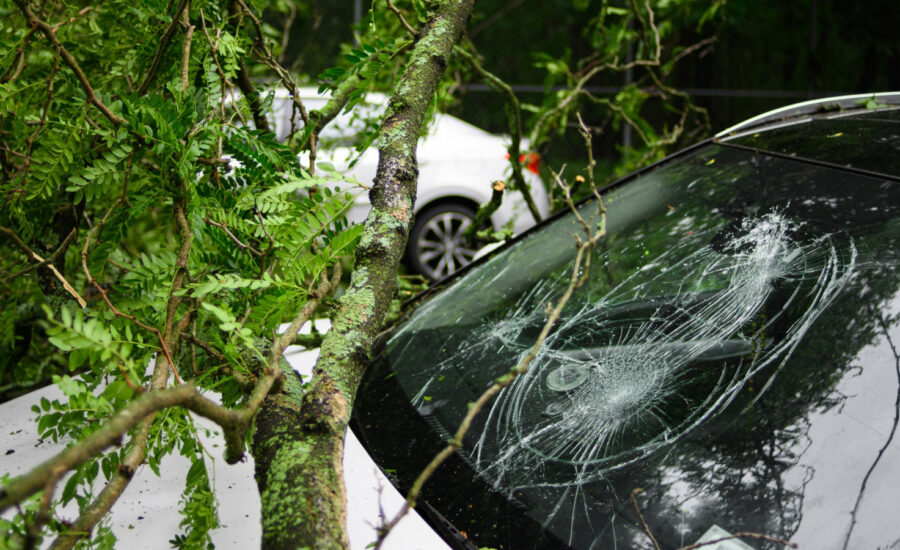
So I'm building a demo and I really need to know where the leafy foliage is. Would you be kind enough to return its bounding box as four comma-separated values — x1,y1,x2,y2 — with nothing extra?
0,0,363,546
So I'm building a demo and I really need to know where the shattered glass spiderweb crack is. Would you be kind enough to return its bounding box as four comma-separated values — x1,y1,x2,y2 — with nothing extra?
467,213,857,495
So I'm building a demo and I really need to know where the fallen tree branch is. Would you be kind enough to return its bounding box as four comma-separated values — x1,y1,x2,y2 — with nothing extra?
250,2,476,548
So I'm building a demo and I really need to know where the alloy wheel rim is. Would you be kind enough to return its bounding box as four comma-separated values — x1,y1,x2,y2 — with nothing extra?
417,212,477,279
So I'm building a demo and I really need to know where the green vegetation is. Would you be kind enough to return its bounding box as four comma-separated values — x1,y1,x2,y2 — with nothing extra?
5,0,887,548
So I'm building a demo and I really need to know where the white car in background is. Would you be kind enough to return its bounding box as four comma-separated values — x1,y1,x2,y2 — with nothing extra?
268,87,550,280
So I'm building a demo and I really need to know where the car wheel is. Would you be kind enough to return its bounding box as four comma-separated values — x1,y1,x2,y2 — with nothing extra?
407,203,480,280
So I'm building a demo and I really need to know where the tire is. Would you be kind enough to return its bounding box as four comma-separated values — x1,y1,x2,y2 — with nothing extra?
406,203,480,280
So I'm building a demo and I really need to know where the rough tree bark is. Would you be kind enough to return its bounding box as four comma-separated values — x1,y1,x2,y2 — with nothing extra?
250,1,476,549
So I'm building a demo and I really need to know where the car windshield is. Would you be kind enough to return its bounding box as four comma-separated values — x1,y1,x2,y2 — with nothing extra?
354,143,900,549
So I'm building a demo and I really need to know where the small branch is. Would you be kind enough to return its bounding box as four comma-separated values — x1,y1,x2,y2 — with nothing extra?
0,28,34,83
235,58,270,133
454,44,541,224
631,488,661,550
386,0,417,37
304,71,361,143
463,179,504,245
276,1,297,64
180,332,227,362
0,225,76,284
78,200,179,382
629,0,662,64
272,264,342,360
0,226,85,307
0,382,256,512
254,207,275,253
136,0,191,95
13,0,125,126
205,217,263,256
663,36,717,78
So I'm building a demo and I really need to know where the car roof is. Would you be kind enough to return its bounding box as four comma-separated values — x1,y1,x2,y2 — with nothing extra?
715,99,900,179
715,91,900,137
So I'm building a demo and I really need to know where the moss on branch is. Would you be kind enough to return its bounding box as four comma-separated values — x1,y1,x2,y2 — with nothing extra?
250,1,476,548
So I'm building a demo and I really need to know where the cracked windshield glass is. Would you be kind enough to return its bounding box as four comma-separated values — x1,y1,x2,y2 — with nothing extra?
355,143,900,550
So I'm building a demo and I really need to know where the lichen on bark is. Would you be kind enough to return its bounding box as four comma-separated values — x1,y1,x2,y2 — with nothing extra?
250,1,477,548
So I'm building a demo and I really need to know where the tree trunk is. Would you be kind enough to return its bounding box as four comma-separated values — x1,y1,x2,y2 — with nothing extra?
251,1,476,548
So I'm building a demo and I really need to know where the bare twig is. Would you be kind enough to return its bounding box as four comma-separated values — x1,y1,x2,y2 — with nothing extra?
631,488,662,550
386,0,417,37
276,1,297,64
662,36,717,78
205,217,263,256
49,6,93,33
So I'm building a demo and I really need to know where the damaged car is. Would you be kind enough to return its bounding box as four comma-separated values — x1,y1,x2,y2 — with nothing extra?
351,93,900,549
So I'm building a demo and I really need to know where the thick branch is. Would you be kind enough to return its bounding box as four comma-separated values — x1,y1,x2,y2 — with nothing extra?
251,2,476,549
